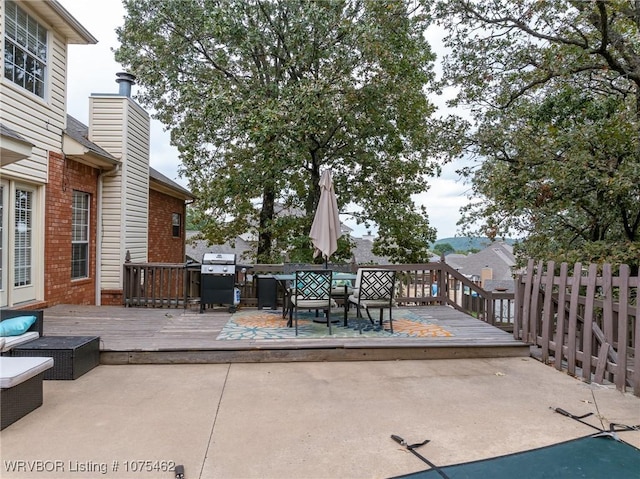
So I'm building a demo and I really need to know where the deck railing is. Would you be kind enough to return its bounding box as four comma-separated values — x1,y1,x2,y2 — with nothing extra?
122,261,515,328
122,262,192,307
515,260,639,396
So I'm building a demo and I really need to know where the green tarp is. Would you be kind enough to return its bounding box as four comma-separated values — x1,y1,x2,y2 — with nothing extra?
393,436,640,479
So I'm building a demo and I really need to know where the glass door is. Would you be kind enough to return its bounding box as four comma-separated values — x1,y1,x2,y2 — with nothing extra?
12,186,36,304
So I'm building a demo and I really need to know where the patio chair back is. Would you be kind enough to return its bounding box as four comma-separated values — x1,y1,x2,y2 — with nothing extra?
294,270,333,301
349,269,396,333
290,270,336,336
359,269,396,301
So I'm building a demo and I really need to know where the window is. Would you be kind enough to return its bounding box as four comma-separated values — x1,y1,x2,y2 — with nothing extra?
172,213,181,238
72,191,89,279
3,0,48,98
14,188,32,286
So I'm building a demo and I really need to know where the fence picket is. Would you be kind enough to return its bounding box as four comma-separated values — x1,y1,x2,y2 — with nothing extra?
529,260,544,343
567,263,583,377
521,259,536,343
595,342,610,384
581,264,598,382
555,263,569,371
541,261,556,363
616,265,630,391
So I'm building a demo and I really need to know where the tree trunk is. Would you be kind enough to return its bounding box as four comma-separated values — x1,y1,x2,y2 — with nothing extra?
257,188,275,262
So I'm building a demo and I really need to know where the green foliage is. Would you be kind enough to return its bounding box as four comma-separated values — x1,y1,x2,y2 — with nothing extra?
116,0,441,263
286,234,354,264
430,0,640,270
432,236,515,252
432,242,455,256
185,204,205,231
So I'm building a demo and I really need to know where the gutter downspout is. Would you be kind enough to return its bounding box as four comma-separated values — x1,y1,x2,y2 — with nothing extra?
96,164,121,305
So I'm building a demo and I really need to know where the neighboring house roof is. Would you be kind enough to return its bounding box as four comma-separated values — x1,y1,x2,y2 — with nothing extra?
350,237,389,264
239,203,353,242
186,231,254,265
185,231,391,265
484,279,516,293
444,241,518,281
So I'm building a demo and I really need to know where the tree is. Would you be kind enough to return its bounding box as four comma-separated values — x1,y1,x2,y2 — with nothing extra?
115,0,441,263
430,0,640,269
432,242,454,257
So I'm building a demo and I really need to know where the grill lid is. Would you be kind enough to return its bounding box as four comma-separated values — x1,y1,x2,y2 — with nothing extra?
202,253,236,265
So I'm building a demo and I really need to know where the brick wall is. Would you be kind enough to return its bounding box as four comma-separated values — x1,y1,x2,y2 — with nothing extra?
147,188,186,263
45,152,98,305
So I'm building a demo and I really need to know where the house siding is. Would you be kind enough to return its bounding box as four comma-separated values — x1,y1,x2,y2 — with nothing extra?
90,96,126,293
90,95,150,302
123,102,150,264
148,189,186,263
0,10,69,182
45,151,98,305
0,2,70,307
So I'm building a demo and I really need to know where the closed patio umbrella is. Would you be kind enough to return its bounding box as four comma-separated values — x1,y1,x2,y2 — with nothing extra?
309,169,342,265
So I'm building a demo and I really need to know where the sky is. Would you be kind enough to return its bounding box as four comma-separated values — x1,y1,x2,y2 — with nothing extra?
59,0,473,240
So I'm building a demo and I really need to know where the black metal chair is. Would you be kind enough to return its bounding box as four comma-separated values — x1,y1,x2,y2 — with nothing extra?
347,269,396,333
281,263,324,319
289,270,336,336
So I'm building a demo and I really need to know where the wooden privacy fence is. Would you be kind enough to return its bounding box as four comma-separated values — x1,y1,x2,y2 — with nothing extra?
515,260,639,395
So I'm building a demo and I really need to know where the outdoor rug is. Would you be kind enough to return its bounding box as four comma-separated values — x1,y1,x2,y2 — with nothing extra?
390,435,640,479
216,308,454,340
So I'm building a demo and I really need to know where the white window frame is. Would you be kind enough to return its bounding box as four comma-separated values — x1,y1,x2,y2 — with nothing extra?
72,190,90,280
172,212,181,238
0,180,41,307
13,187,33,287
3,0,48,99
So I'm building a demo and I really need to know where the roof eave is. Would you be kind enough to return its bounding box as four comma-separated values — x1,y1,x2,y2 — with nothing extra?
30,0,98,44
0,133,34,167
62,134,120,169
149,177,195,201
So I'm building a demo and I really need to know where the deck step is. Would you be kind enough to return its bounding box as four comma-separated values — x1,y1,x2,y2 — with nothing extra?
100,343,530,364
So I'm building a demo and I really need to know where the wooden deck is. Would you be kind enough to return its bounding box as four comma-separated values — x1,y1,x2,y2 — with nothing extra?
42,304,530,364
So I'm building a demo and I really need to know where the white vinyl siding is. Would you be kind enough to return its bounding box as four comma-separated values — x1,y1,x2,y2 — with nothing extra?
123,103,149,261
1,4,68,183
90,96,150,290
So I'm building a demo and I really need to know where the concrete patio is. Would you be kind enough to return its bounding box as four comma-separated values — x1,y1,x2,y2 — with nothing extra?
1,357,638,478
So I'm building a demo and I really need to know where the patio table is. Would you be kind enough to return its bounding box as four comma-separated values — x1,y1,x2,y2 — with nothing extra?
273,272,357,326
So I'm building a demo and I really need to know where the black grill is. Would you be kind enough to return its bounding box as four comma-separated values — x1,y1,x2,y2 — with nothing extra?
200,253,237,313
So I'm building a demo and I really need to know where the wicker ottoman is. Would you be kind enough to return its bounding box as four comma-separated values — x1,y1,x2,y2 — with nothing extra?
12,336,100,380
0,356,54,430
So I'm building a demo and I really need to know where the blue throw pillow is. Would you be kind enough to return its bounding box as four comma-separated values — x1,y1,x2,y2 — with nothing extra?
0,315,37,337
